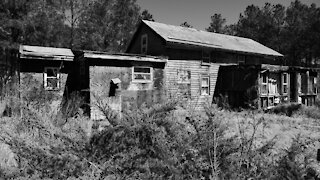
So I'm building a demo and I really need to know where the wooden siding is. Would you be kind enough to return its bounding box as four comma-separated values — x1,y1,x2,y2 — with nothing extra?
89,65,165,120
165,60,220,110
20,72,68,110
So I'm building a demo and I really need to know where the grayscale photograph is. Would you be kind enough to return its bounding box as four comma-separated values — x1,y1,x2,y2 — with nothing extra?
0,0,320,179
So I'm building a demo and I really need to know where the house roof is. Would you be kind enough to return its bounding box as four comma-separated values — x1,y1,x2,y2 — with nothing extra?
142,20,283,57
82,51,167,63
19,45,74,61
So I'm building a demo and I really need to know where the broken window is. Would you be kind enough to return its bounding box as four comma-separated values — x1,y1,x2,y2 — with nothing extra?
201,75,210,95
141,34,148,54
177,69,191,98
44,67,60,90
132,67,152,82
282,73,289,94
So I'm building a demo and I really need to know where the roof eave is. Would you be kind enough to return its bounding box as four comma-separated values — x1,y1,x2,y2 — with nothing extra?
166,41,283,58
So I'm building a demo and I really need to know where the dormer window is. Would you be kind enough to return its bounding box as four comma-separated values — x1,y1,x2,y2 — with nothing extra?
141,34,148,54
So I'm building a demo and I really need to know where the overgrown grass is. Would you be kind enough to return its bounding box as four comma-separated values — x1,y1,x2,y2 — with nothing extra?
0,94,320,179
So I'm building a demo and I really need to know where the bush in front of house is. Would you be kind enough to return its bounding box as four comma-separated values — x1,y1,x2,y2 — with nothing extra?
1,96,320,179
295,105,320,120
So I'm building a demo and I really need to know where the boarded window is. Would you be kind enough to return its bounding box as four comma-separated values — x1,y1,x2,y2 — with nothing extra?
141,34,148,54
44,67,60,90
132,67,152,82
282,73,288,94
201,75,210,95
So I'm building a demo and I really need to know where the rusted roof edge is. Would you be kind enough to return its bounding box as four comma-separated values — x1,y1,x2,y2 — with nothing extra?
83,52,167,63
20,54,73,61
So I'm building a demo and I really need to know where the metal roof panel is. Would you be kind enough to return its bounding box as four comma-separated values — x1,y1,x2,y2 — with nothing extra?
19,45,74,61
143,20,283,57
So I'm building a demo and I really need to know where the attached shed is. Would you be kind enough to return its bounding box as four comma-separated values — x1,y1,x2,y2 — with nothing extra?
72,51,167,120
0,45,74,111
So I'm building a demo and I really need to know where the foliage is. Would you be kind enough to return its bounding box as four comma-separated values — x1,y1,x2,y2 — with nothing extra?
1,96,320,179
206,13,227,33
180,21,193,28
0,0,143,52
76,0,141,52
236,1,320,66
294,105,320,119
141,9,154,21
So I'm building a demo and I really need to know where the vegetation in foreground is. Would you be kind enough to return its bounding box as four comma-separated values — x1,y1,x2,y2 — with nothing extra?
0,95,320,179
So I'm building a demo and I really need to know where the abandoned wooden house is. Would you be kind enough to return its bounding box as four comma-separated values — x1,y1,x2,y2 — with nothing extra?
2,46,167,120
1,21,318,118
126,20,319,109
71,51,167,120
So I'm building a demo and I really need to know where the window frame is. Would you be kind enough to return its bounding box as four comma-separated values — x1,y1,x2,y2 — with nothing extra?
141,34,148,54
282,73,289,95
132,66,153,83
310,75,317,94
44,67,60,91
261,72,268,95
201,75,210,95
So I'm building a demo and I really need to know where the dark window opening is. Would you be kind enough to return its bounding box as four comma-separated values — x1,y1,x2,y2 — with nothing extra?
109,81,119,97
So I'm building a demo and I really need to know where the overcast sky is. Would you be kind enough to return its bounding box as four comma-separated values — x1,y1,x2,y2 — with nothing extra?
137,0,320,30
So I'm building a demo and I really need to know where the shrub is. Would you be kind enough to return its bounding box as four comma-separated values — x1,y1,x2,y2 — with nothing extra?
295,105,320,120
1,93,320,179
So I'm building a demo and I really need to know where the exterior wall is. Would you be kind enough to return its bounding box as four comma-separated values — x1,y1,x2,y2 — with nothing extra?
20,72,68,110
18,59,70,111
165,60,219,109
89,63,165,120
127,24,166,56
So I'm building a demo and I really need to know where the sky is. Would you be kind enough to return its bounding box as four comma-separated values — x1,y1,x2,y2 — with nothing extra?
136,0,320,30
